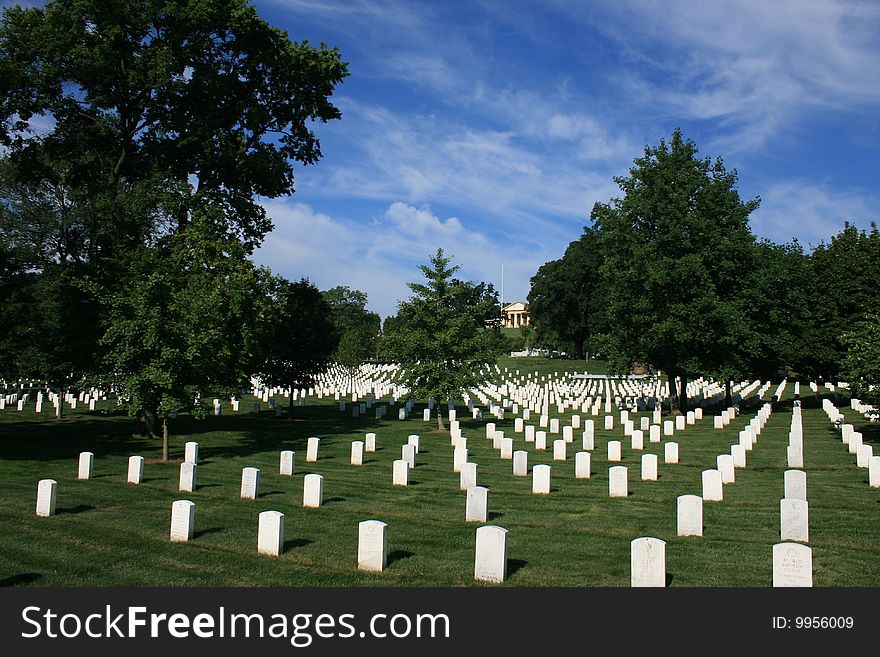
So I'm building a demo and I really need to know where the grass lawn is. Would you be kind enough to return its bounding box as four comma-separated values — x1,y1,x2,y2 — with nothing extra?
0,373,877,587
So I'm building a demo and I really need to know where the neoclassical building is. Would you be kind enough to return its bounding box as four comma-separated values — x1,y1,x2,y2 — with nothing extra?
501,301,531,328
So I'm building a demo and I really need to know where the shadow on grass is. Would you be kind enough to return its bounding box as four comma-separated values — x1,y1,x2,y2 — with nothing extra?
0,573,42,586
56,504,95,515
323,497,346,504
193,527,225,539
388,550,415,566
488,511,504,521
261,490,285,498
508,559,528,577
666,573,675,587
283,538,313,552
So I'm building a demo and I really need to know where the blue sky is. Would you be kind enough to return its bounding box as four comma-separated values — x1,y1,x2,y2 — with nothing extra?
6,0,880,317
249,0,880,317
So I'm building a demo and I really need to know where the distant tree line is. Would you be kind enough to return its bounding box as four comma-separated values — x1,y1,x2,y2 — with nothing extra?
527,130,880,410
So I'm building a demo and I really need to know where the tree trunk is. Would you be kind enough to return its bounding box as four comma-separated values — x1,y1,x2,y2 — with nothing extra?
574,333,586,360
725,381,732,408
288,389,294,419
143,407,160,438
162,418,169,462
678,374,689,414
436,407,447,433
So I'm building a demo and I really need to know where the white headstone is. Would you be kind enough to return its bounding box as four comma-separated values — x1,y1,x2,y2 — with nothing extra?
474,525,508,583
513,450,528,477
393,459,409,486
179,462,196,492
402,444,416,469
631,430,644,450
365,433,377,452
549,418,560,433
77,451,93,480
640,417,650,431
649,425,661,443
582,430,595,451
407,434,420,453
714,416,724,430
575,451,591,479
702,469,723,501
664,442,679,464
185,441,199,464
460,462,478,490
535,431,547,450
36,479,57,517
857,444,873,468
240,467,260,500
257,510,284,556
663,420,674,436
731,444,746,468
466,486,489,522
453,447,469,473
501,437,514,460
631,537,666,587
127,456,144,484
772,543,812,587
170,500,195,542
303,473,324,508
608,440,622,462
641,454,658,481
280,450,295,476
870,456,880,488
609,465,628,498
553,439,566,461
306,436,320,462
780,498,809,543
784,470,807,501
677,495,703,537
525,425,536,442
358,520,388,572
351,441,365,466
562,425,574,443
786,445,803,468
716,455,735,484
604,415,614,431
532,464,551,494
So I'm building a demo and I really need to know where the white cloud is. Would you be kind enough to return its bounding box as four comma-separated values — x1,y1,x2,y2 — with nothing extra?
253,199,555,318
750,179,879,247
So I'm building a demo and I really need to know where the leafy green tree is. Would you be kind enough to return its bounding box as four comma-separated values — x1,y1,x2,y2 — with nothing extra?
528,225,608,358
323,286,381,374
101,218,262,459
255,277,338,417
804,222,880,380
383,248,505,431
0,0,347,402
0,0,349,255
592,129,758,412
840,314,880,407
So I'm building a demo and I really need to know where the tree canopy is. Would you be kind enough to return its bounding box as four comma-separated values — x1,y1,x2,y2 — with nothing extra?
323,286,381,372
591,129,759,412
527,225,608,358
383,248,504,431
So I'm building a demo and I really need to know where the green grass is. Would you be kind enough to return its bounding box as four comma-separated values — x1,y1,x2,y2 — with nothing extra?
0,380,877,587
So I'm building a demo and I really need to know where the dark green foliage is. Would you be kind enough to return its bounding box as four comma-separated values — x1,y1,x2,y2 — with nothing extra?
840,314,880,406
323,286,381,370
255,276,339,412
101,217,262,440
527,225,608,358
805,222,880,380
383,249,505,430
592,129,759,411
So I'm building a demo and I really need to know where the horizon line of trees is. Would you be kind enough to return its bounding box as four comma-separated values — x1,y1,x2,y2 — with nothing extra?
526,129,879,410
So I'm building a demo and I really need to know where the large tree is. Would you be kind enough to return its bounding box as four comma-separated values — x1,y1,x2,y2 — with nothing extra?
101,217,262,459
383,248,505,431
0,0,347,399
804,222,880,380
323,286,381,374
255,277,339,417
0,0,348,255
527,225,608,358
840,313,880,408
592,129,758,413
